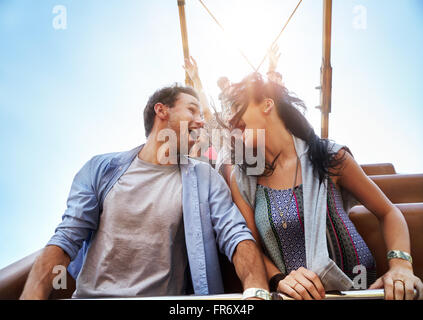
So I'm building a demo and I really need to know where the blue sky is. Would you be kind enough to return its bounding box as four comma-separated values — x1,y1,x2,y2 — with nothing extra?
0,0,422,268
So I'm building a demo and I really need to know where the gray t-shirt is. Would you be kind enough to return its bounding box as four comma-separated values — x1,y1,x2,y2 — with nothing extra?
72,155,187,298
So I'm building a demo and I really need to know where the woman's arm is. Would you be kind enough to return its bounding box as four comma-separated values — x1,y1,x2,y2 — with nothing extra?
335,149,423,300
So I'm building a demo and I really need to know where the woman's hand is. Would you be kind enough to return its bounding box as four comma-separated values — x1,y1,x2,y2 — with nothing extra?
369,261,423,300
277,267,326,300
183,56,202,89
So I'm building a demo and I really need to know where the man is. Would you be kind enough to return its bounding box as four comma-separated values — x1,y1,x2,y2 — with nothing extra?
20,84,269,299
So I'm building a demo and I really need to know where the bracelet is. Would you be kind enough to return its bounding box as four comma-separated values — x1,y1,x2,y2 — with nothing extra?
387,250,413,264
269,273,286,292
242,288,272,300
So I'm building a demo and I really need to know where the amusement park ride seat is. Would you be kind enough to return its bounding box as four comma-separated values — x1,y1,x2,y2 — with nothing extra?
361,163,396,176
0,163,422,299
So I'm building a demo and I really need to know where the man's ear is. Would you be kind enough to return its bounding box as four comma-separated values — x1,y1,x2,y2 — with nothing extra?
263,98,274,115
154,103,169,120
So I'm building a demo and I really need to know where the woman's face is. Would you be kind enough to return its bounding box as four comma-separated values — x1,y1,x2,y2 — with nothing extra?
230,99,271,149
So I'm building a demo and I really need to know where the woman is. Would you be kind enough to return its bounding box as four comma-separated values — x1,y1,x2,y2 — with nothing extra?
227,73,423,300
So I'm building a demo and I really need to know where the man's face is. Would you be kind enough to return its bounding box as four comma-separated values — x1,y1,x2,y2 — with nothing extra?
167,92,204,153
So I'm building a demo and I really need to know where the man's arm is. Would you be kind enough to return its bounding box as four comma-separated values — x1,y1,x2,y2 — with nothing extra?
20,157,101,299
20,245,70,300
232,240,269,292
206,166,269,297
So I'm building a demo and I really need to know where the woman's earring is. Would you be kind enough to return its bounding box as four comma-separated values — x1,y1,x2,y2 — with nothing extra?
265,105,271,114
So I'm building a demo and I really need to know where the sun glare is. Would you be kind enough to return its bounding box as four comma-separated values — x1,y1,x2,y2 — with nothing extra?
189,0,322,128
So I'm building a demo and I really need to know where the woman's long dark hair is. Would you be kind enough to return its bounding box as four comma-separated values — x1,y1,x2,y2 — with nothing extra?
224,72,346,183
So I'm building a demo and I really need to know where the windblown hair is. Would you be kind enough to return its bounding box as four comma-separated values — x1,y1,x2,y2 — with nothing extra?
225,72,346,182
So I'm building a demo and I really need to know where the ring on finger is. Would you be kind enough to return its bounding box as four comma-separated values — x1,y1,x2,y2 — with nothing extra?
394,279,405,285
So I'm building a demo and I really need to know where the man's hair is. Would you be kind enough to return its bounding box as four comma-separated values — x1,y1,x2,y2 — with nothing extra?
143,84,198,137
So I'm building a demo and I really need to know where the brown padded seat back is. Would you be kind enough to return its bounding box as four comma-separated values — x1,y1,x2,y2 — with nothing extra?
370,174,423,204
0,249,76,300
0,250,42,299
361,163,396,176
349,203,423,281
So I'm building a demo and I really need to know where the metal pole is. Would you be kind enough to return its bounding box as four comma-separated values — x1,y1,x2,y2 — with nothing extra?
177,0,193,87
320,0,332,139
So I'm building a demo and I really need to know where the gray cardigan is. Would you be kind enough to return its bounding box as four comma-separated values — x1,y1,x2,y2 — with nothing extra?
232,136,356,291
